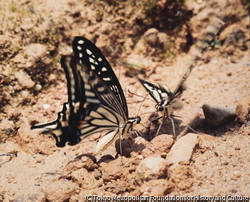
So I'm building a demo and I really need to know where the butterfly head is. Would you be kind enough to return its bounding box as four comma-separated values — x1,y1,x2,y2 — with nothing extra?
128,116,141,125
135,116,141,124
156,104,165,112
156,96,172,111
125,116,141,132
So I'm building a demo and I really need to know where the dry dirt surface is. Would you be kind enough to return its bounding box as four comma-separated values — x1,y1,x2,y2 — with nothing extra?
0,0,250,201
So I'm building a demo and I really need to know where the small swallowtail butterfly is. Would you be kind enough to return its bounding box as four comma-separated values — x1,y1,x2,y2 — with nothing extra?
139,19,224,135
31,37,141,153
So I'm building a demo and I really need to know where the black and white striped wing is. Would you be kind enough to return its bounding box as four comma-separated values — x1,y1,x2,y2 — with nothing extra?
138,79,177,110
31,37,140,151
72,36,128,116
30,103,83,147
31,55,86,146
61,55,84,104
32,55,129,151
71,55,128,125
62,56,128,152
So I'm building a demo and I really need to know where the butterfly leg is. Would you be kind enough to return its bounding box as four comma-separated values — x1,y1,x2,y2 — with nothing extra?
168,116,176,138
155,116,165,136
154,115,176,138
145,112,162,140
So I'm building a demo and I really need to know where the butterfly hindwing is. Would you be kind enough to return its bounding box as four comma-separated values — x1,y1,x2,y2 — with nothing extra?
31,56,87,147
60,55,85,104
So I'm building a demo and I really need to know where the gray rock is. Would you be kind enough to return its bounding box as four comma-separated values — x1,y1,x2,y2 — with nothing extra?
202,104,236,127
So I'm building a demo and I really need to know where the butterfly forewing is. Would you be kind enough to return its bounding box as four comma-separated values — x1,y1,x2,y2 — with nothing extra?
72,36,128,116
172,19,225,95
73,57,128,122
138,79,175,106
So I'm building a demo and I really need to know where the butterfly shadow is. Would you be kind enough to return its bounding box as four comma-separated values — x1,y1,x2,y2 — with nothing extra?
177,114,238,139
114,135,148,158
141,112,186,142
110,113,188,158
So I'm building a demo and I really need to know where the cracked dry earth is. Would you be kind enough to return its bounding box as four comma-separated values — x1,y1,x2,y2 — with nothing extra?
0,0,250,201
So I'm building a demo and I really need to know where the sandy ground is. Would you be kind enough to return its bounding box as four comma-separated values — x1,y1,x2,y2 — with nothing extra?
0,0,249,201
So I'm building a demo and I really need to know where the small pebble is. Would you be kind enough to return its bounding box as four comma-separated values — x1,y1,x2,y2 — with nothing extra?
43,104,51,109
35,84,42,91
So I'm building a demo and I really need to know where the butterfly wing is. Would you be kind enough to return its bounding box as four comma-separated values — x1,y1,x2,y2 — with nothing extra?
138,79,175,107
60,55,85,104
72,36,128,116
61,56,127,150
73,55,128,124
32,55,127,148
31,36,139,150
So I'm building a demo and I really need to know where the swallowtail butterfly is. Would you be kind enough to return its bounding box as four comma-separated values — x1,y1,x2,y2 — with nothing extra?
31,37,141,153
139,19,224,135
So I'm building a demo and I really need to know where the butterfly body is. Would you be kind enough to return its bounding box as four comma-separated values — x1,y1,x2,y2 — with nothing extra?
139,19,224,136
138,79,181,117
31,37,140,153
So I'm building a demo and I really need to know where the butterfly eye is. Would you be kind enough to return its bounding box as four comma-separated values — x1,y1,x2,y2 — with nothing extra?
156,105,165,112
135,116,141,124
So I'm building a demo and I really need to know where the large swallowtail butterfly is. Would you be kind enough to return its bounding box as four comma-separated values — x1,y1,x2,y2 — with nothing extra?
139,19,224,135
31,37,141,153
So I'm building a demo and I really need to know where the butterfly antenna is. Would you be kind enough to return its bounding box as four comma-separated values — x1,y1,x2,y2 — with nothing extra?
173,18,225,96
128,89,153,101
137,92,150,117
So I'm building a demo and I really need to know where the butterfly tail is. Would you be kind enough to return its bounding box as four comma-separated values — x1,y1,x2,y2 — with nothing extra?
31,109,81,147
31,122,82,147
